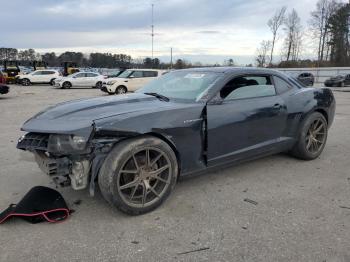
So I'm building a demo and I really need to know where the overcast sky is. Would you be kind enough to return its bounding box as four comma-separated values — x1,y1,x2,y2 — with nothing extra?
0,0,341,64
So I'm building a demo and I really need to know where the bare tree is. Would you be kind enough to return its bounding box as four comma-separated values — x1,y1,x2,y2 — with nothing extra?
268,6,287,65
309,0,339,63
255,40,272,67
283,9,302,61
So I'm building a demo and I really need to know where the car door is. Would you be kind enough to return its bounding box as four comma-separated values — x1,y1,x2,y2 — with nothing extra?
85,73,98,86
30,71,44,83
72,73,87,86
127,71,144,91
206,74,288,166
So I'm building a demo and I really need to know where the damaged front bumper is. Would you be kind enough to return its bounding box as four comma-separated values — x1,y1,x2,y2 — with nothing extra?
33,151,90,190
17,132,122,195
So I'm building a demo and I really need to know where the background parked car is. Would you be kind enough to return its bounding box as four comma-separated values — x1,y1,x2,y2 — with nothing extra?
324,74,350,87
101,69,165,95
297,72,314,86
54,72,106,89
0,72,10,95
17,69,60,86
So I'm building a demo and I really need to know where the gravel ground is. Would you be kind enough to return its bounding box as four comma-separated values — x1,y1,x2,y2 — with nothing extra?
0,84,349,262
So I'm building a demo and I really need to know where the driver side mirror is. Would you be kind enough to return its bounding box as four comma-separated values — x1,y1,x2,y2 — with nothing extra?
129,75,135,79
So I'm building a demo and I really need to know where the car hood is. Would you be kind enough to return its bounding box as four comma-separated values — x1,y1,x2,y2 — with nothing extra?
21,93,194,137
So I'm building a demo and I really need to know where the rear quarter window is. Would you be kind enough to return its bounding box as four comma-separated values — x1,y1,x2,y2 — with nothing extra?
273,76,293,94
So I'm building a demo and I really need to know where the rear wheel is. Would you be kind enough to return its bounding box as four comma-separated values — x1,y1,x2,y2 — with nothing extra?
290,112,328,160
115,85,127,95
95,81,102,89
62,81,72,89
98,136,178,215
22,78,31,86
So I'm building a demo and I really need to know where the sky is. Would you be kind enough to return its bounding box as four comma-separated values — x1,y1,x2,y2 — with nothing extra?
0,0,338,64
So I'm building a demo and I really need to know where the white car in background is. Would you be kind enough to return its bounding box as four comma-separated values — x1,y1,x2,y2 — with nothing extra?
17,70,60,86
101,69,165,95
54,72,106,89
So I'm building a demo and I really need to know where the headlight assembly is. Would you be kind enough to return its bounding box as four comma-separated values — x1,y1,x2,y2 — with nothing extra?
107,80,117,85
48,134,88,154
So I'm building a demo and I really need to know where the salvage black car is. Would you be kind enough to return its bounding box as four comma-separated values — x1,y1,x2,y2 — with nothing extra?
324,74,350,87
17,68,336,215
297,72,314,86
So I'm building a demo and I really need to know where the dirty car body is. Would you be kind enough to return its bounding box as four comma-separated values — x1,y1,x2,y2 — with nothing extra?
17,67,335,213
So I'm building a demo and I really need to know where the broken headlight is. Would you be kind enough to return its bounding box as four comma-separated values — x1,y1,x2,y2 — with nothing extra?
48,134,88,154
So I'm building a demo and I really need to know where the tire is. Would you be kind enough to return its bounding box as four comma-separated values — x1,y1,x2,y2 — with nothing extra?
339,82,345,87
62,81,72,89
95,81,102,89
290,112,328,160
22,78,31,86
115,85,127,95
50,78,56,86
98,135,178,215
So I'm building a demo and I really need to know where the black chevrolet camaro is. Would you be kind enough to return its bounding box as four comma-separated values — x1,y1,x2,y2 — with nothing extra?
17,67,336,215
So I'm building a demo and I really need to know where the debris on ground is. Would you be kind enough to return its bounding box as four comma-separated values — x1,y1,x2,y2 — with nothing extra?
131,241,140,244
178,247,210,255
339,206,350,210
73,199,82,206
244,198,258,205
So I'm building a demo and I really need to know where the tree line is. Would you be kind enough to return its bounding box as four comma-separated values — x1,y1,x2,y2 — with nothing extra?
256,0,350,67
0,48,235,70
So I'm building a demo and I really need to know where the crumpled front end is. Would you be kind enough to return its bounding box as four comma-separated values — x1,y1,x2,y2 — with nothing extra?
16,131,121,194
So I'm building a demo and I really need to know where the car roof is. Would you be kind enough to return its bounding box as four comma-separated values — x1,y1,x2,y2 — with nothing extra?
177,67,285,76
127,69,165,72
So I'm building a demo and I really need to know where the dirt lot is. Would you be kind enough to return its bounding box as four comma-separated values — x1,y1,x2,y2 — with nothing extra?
0,85,349,262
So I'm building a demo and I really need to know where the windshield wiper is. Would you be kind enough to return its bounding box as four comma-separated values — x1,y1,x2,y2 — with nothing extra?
144,92,170,102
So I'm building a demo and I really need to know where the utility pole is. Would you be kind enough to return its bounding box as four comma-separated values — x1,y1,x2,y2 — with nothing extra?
151,3,154,61
170,47,173,69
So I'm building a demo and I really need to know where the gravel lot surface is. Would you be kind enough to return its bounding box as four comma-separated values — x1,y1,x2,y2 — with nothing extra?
0,84,349,262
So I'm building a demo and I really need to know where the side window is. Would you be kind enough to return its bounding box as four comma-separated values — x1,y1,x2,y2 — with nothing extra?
75,73,86,78
221,75,276,100
143,71,158,77
129,71,143,78
86,73,97,77
41,71,54,75
33,71,42,75
273,76,292,94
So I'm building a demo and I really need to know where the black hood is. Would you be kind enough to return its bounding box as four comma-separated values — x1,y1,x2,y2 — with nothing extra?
21,93,198,138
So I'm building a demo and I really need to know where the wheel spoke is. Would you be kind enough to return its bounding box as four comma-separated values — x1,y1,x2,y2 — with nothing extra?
314,138,323,144
306,136,312,150
150,186,160,198
149,165,169,177
314,122,324,134
132,154,139,170
153,176,170,184
120,169,138,174
150,153,163,167
130,183,139,200
146,149,151,167
141,181,148,206
120,179,139,190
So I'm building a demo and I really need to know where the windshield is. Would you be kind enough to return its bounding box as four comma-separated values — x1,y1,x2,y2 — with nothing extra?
136,71,221,101
117,70,133,78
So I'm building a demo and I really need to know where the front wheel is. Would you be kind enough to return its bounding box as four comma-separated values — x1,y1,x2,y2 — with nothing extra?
115,86,127,95
290,112,328,160
98,136,178,215
22,78,31,86
62,81,72,89
339,82,345,87
50,78,56,86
